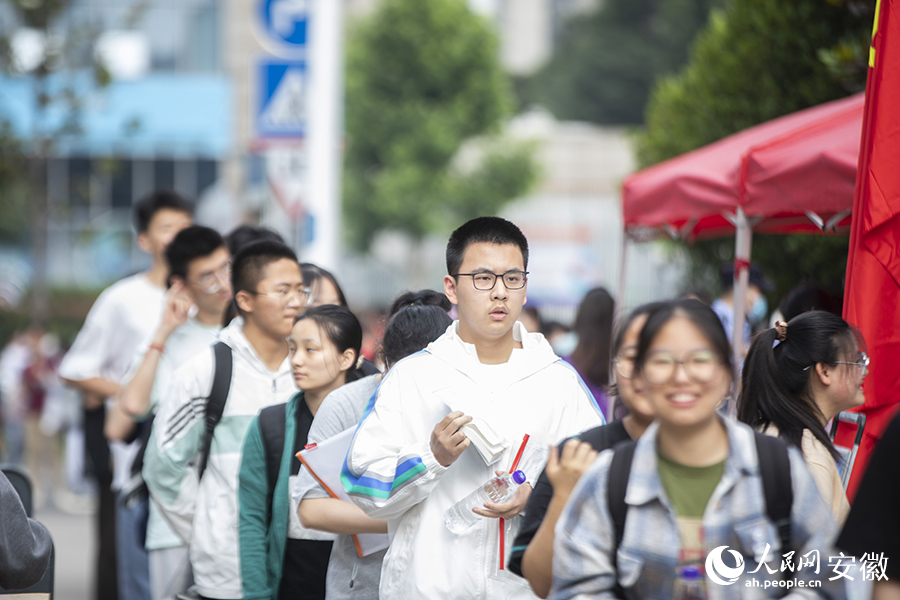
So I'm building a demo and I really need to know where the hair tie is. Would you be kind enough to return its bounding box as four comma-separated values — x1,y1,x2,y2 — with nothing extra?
356,354,365,370
774,321,788,342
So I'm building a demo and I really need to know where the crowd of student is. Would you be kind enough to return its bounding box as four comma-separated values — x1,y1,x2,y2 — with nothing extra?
3,190,898,600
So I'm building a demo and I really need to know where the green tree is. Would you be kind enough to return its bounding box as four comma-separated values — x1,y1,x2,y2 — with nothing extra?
634,0,871,305
0,0,112,321
518,0,725,124
343,0,536,250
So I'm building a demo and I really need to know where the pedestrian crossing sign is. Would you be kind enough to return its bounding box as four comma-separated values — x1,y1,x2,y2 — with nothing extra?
256,60,306,138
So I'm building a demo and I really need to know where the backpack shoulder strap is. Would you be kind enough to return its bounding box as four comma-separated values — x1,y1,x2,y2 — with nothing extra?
754,431,793,553
608,440,637,551
608,439,636,599
198,341,233,479
257,403,288,500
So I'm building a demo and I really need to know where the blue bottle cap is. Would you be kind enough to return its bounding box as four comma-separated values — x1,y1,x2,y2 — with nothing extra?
680,566,701,579
512,470,526,485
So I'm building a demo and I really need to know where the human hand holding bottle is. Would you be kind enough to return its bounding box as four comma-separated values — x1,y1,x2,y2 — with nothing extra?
473,471,532,519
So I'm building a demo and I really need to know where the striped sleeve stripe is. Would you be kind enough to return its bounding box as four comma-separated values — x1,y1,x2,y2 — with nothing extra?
341,455,427,500
162,396,208,446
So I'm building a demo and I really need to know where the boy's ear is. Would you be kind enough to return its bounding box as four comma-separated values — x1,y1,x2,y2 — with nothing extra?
136,232,151,254
235,290,253,314
444,275,459,306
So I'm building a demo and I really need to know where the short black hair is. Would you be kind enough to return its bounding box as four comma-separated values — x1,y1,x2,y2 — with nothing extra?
165,226,226,283
387,289,451,317
226,225,285,257
445,216,529,276
231,240,299,304
300,263,348,307
779,283,840,321
381,292,452,367
132,190,194,234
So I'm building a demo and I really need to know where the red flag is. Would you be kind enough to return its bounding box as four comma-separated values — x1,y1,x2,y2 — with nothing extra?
839,0,900,500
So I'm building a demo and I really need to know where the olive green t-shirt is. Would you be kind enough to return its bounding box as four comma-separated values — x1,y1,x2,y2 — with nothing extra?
657,452,725,566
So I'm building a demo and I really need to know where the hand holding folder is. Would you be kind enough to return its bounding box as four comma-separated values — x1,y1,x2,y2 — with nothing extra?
297,428,389,558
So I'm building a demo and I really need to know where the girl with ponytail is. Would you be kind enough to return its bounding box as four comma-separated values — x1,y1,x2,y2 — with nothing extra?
738,310,867,523
238,305,365,599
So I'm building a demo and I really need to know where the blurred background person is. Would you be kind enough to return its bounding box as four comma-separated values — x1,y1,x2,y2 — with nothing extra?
301,264,348,309
563,287,615,417
711,262,774,353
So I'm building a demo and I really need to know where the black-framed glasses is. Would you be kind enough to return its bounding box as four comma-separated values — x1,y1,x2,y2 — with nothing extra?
453,270,528,291
614,354,636,379
189,263,231,295
247,286,311,306
832,352,869,379
641,349,722,385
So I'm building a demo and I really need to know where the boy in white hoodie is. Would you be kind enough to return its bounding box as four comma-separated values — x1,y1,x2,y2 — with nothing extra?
144,240,306,600
344,217,604,600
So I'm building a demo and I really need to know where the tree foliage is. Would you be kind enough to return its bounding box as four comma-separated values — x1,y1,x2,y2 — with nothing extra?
0,0,111,319
518,0,725,124
342,0,536,250
634,0,871,305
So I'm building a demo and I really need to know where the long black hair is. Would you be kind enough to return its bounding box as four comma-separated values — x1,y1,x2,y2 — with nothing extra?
295,305,365,384
569,287,615,388
738,310,861,461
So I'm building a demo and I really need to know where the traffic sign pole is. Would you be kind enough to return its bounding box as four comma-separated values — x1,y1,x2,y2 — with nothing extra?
305,0,341,268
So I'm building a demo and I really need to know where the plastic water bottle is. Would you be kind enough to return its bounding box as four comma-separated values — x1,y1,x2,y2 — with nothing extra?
673,565,706,600
444,470,527,534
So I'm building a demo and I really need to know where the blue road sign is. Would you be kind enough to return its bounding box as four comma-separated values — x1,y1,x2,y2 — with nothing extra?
255,0,308,56
256,60,306,138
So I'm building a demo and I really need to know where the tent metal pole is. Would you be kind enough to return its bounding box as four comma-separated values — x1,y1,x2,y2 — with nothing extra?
615,233,628,321
730,208,753,414
612,232,629,422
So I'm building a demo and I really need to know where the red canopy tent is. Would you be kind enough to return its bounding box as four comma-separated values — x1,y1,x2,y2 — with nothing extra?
620,92,864,377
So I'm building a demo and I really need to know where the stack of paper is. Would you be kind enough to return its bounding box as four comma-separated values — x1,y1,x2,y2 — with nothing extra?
461,418,509,465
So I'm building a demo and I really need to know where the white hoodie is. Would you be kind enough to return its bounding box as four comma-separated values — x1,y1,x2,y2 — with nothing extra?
344,322,604,600
144,319,296,599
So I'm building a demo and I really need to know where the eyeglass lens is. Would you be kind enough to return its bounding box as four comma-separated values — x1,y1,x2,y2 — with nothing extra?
642,350,718,385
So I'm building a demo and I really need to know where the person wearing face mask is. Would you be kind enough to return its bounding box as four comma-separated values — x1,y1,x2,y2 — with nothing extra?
711,262,774,356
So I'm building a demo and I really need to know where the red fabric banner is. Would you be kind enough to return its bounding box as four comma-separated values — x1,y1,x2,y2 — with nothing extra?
839,0,900,499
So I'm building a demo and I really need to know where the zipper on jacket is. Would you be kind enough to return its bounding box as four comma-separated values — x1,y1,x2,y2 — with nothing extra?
272,378,276,393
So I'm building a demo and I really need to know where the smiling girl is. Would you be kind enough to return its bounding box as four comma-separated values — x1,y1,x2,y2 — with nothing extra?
238,305,364,600
550,299,842,599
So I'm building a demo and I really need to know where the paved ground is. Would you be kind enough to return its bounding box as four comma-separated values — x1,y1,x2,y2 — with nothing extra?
35,502,95,600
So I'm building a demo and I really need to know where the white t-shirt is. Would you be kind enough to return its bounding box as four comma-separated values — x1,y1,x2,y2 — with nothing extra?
127,316,222,550
59,273,166,490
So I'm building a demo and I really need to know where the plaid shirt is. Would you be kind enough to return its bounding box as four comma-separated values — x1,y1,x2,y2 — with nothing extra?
551,417,848,599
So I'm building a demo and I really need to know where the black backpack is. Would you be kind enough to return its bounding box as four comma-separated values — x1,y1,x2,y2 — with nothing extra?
607,431,793,593
127,340,234,503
